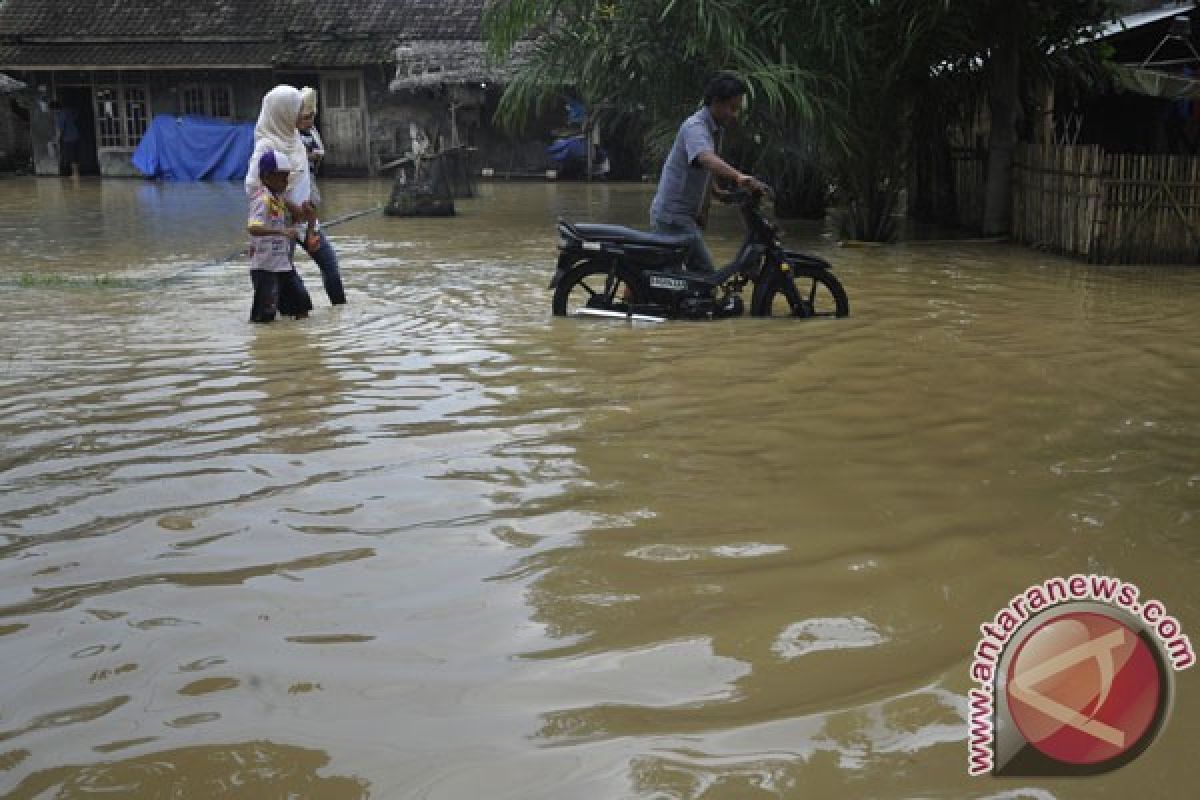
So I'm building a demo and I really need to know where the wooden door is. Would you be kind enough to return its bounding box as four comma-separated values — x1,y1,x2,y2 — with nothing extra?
318,72,367,171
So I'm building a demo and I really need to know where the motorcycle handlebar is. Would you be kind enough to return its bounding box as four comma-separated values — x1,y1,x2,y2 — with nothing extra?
721,183,772,207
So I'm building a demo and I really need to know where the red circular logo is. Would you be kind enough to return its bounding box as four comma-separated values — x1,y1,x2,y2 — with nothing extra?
1006,611,1164,766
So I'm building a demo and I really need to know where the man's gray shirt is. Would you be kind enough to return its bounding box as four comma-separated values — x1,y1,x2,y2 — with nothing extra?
650,107,718,226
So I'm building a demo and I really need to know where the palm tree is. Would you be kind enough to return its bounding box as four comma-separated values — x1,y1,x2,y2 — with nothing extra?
484,0,1119,240
485,0,841,221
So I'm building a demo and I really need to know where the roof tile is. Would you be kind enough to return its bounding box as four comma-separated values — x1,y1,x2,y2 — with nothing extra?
0,0,485,68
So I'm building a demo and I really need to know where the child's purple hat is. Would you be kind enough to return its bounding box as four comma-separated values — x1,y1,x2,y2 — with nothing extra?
258,148,293,176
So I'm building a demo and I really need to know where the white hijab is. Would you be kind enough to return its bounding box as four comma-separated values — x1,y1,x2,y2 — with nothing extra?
300,86,318,116
244,85,312,203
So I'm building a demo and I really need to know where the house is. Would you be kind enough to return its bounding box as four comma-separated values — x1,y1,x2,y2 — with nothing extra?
0,0,521,177
1006,0,1200,263
386,34,551,179
1071,0,1200,153
938,1,1200,226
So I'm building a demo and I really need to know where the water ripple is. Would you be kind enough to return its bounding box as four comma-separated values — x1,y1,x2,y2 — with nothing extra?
2,181,1198,798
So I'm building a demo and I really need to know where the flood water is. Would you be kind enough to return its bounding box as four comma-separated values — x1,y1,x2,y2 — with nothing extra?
1,176,1198,799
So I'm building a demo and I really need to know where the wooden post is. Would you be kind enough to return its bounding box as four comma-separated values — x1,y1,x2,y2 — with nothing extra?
585,120,593,183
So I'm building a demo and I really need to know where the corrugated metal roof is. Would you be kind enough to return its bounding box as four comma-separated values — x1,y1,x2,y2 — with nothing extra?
1098,1,1197,38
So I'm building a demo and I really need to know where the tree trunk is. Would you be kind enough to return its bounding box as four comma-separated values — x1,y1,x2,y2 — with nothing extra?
982,42,1020,236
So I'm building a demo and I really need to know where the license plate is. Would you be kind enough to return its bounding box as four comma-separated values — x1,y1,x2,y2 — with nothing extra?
649,275,688,291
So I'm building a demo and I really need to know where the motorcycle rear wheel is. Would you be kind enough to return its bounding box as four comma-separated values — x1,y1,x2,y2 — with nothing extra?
552,261,642,317
758,267,849,318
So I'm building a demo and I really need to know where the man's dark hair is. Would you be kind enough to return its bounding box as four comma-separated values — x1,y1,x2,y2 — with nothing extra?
703,72,748,106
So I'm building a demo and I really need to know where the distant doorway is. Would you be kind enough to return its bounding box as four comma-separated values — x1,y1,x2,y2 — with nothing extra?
319,72,368,174
57,86,99,176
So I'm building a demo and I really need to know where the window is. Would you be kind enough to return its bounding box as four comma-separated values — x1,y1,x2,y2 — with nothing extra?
178,83,235,120
343,78,360,108
181,86,205,116
325,79,342,109
125,87,148,143
210,86,232,119
95,85,150,148
321,76,362,109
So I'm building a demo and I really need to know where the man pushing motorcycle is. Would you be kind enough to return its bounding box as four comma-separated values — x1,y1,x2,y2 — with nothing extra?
650,72,771,272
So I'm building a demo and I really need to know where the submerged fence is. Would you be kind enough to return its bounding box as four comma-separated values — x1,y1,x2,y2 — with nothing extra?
1011,143,1200,264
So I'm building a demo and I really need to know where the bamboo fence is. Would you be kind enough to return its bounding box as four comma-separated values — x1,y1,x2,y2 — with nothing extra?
950,147,987,230
1009,143,1200,265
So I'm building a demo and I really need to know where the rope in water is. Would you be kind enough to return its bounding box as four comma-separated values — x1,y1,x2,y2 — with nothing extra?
154,204,384,285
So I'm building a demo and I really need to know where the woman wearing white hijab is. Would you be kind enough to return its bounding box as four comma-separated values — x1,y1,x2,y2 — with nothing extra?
246,84,346,305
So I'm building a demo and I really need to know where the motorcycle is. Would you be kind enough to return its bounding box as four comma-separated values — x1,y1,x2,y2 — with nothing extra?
549,189,849,322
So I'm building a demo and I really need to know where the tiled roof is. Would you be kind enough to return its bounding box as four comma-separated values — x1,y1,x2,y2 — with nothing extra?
274,38,401,69
0,41,278,68
0,0,485,68
0,39,400,69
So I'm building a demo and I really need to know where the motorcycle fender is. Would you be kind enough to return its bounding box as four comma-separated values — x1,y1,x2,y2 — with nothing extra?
548,252,578,290
750,274,773,315
750,258,789,315
784,250,833,271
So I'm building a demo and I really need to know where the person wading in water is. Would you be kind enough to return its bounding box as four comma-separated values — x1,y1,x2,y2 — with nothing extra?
245,85,347,306
649,72,768,272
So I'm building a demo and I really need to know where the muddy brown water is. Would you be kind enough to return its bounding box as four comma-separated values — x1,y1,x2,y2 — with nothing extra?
1,177,1198,798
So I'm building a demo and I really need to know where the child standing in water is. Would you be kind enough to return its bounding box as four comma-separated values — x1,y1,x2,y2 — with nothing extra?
247,149,313,323
246,84,346,305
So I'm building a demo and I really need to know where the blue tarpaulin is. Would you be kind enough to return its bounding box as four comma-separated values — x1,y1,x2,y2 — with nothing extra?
546,135,608,178
133,115,255,181
547,135,588,163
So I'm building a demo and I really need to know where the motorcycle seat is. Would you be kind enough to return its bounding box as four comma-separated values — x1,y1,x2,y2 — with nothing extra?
570,222,694,249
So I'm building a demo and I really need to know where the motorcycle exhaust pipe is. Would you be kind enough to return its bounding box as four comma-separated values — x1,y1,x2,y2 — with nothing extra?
573,308,666,324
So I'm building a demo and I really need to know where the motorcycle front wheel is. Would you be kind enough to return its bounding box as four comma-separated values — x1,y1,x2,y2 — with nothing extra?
757,266,849,318
552,261,642,317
